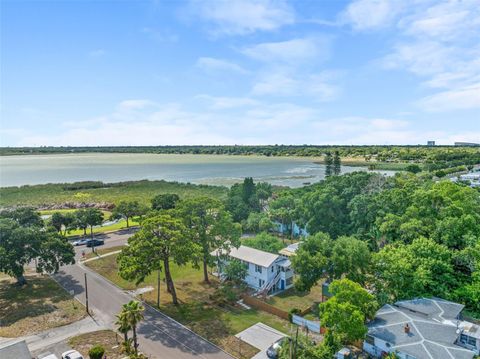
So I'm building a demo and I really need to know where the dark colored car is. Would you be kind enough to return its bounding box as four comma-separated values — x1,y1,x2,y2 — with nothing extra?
86,239,104,247
267,338,288,358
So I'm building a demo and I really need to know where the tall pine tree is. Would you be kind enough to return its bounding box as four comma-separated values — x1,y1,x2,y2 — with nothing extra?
333,151,341,176
325,152,333,177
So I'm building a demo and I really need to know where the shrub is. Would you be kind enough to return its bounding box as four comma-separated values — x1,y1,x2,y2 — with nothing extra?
88,344,105,359
288,308,301,322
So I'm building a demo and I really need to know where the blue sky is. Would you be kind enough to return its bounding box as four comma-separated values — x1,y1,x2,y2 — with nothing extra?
1,0,479,146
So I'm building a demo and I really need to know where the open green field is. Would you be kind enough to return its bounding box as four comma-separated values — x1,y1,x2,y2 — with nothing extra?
0,272,85,337
86,254,291,357
0,180,228,208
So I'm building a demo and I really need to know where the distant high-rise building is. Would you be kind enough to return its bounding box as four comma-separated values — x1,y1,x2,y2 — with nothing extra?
427,141,435,146
455,142,480,147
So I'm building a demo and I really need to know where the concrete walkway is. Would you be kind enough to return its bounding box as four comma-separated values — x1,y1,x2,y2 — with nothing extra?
81,249,122,263
0,316,105,352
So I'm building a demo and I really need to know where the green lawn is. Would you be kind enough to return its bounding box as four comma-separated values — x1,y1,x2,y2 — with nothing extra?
40,208,112,217
266,280,324,312
0,272,85,337
0,179,228,208
67,218,138,237
86,253,291,358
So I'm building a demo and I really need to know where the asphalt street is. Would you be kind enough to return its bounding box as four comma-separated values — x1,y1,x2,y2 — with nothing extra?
53,230,233,359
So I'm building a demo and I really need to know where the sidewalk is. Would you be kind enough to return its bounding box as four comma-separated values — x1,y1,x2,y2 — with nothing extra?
0,316,106,352
81,249,122,263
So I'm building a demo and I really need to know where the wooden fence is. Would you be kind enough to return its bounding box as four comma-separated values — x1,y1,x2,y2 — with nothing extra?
242,295,289,320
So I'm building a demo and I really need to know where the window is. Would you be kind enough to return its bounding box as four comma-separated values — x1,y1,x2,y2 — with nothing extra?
255,264,262,273
460,334,477,348
271,266,274,273
259,279,264,287
365,335,375,345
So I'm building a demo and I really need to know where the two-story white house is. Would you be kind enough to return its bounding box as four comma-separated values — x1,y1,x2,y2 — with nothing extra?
211,245,294,295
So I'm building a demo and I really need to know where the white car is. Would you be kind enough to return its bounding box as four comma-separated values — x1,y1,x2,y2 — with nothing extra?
72,238,88,246
61,350,84,359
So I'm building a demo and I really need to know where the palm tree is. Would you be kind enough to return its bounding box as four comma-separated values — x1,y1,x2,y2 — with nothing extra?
123,300,144,355
115,310,131,343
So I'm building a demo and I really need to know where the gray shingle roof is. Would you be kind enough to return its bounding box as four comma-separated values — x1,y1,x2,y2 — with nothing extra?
211,245,280,267
367,299,476,359
0,339,32,359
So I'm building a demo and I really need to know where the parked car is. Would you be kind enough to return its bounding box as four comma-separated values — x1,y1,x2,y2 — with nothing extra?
267,337,288,358
72,238,88,246
86,239,104,247
61,350,84,359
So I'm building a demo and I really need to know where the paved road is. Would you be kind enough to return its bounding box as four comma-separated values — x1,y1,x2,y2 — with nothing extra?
54,231,233,359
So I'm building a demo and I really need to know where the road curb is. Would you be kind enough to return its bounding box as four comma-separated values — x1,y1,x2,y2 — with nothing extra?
79,262,236,359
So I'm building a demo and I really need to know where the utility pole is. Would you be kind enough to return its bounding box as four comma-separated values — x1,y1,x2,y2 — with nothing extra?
293,326,299,359
84,272,89,315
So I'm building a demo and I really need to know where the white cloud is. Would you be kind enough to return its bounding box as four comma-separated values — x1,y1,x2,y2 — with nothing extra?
141,27,179,43
417,83,480,112
241,37,330,64
118,99,157,110
340,0,405,30
190,0,294,35
196,95,259,109
196,57,249,74
365,0,480,112
251,69,341,101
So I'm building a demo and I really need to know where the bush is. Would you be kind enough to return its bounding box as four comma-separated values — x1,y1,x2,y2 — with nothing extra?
288,308,301,322
88,344,105,359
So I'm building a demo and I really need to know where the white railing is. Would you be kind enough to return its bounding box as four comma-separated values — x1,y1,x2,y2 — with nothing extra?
257,272,281,296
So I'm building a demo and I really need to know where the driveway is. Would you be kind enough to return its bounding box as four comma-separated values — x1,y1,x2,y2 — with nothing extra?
53,231,233,359
235,323,287,359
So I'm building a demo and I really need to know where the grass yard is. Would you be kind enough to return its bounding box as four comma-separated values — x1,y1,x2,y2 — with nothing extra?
0,272,85,337
40,208,112,217
67,218,139,237
86,253,292,358
266,280,324,313
69,330,124,359
0,179,227,208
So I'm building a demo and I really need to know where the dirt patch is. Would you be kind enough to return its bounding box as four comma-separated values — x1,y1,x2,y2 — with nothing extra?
219,336,259,359
69,330,124,359
0,273,85,337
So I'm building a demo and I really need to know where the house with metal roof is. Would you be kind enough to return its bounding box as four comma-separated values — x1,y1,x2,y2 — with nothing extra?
363,297,479,359
211,245,294,295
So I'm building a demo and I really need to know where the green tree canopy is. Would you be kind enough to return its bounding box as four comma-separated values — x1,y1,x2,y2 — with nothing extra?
243,232,285,254
319,279,377,343
111,200,146,228
0,219,75,285
223,259,248,285
118,212,199,305
151,193,180,211
373,237,455,301
291,232,332,291
178,197,241,283
0,207,43,227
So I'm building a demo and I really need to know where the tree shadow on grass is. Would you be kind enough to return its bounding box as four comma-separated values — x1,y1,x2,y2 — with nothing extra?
0,274,82,327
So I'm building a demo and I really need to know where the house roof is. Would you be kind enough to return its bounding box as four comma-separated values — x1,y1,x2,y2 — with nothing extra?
211,245,280,267
279,242,300,257
367,298,476,359
0,339,32,359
